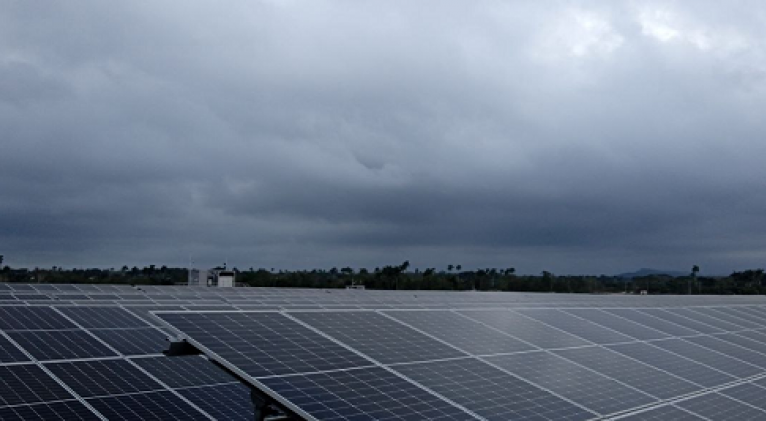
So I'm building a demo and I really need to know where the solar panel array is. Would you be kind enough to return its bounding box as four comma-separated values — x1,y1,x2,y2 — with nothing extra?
1,282,766,420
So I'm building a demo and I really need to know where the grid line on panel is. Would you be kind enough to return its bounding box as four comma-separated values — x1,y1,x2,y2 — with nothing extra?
718,382,766,411
85,390,212,421
695,307,763,329
375,311,598,418
602,309,701,337
280,311,487,421
649,338,764,379
7,330,118,362
260,366,480,421
176,383,253,421
392,358,597,421
484,351,657,416
560,308,672,341
512,309,637,345
131,355,239,388
54,307,148,329
552,346,701,400
671,308,749,331
380,310,536,355
0,329,108,420
675,392,766,420
637,309,723,335
0,400,103,420
456,309,592,349
605,342,737,388
44,359,166,398
88,327,169,356
682,335,766,369
0,306,77,331
289,310,468,365
728,306,766,324
0,331,30,363
51,308,228,419
155,311,373,378
611,404,706,420
712,332,766,357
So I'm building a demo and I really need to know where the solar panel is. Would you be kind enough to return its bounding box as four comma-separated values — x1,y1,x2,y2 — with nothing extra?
602,309,700,337
694,307,762,329
45,359,165,397
718,382,766,411
0,307,76,330
0,364,74,406
155,311,372,378
177,383,253,421
259,366,477,420
383,310,535,355
713,332,766,356
552,346,701,399
457,309,592,349
7,330,118,361
513,309,636,344
670,308,746,331
87,390,211,420
132,355,238,388
88,328,168,356
485,351,657,416
649,338,763,379
393,358,596,420
561,308,671,341
3,287,766,420
58,307,150,329
638,309,722,334
605,342,736,388
289,311,467,364
0,400,101,420
675,392,766,419
616,404,704,420
683,335,766,369
0,334,29,363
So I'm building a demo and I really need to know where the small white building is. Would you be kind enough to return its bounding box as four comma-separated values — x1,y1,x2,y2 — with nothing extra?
216,270,235,288
188,268,236,288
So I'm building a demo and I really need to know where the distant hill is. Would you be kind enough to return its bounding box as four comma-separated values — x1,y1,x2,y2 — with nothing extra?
617,268,687,278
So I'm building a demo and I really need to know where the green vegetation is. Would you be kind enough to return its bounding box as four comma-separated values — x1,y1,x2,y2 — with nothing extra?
1,258,765,295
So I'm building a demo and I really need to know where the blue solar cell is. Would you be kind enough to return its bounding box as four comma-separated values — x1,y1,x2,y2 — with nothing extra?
0,335,29,363
383,310,535,355
178,383,252,421
260,366,476,421
0,306,76,330
393,358,596,421
618,405,704,420
156,311,372,378
0,364,74,406
58,307,150,329
0,400,101,420
45,359,164,397
87,390,210,420
8,330,118,361
291,311,467,364
89,327,168,356
133,355,237,388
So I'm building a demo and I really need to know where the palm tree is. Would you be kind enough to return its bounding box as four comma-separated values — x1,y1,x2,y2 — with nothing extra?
690,265,700,295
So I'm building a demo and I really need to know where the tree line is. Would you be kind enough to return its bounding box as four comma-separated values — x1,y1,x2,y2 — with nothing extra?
1,256,765,295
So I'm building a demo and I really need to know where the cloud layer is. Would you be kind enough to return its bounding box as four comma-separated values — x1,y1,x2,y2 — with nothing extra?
2,1,766,274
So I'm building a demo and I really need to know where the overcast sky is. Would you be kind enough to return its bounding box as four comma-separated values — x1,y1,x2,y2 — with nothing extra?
2,1,765,274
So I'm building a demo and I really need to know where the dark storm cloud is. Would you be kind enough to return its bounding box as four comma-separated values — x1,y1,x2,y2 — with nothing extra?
2,1,766,273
